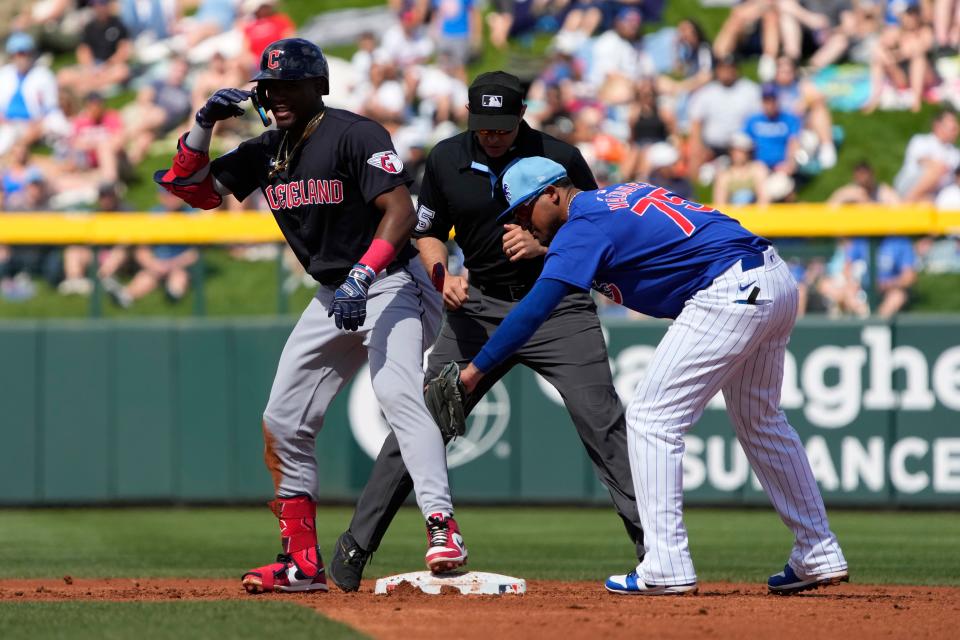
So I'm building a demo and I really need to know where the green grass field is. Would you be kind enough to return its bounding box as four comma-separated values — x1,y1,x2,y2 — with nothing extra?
1,506,958,584
1,506,958,638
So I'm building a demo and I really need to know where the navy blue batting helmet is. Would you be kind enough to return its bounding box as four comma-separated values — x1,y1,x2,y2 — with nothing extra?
252,38,329,92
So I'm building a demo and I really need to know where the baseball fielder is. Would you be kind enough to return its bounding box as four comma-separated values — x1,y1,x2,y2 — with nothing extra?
154,38,467,593
457,157,849,596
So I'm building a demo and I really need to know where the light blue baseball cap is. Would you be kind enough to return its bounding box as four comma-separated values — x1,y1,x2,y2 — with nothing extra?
498,156,568,221
6,32,36,55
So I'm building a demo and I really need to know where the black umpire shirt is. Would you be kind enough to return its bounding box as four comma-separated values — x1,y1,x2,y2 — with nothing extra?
414,121,597,291
211,107,416,286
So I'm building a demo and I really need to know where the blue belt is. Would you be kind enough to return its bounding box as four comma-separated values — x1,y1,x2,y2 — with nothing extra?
740,252,764,271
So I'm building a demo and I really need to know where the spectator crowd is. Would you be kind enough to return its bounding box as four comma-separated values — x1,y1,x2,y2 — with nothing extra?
2,0,960,315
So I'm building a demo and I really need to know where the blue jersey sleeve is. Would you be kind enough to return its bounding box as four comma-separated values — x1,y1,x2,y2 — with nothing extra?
540,218,614,291
472,278,571,373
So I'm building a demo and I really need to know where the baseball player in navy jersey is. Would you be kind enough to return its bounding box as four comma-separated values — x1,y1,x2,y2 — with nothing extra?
457,157,849,596
154,38,467,593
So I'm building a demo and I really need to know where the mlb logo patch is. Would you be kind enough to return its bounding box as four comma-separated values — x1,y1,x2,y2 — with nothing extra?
482,95,503,108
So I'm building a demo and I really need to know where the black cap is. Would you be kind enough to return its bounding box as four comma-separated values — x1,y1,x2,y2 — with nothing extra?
468,71,525,131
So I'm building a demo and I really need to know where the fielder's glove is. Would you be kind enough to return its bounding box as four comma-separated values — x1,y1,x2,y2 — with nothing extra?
329,263,376,331
424,361,467,441
196,88,253,129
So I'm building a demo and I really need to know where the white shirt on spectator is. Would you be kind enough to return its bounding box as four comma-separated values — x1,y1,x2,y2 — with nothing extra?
0,63,60,121
585,30,654,88
688,79,761,150
379,24,435,68
894,133,960,197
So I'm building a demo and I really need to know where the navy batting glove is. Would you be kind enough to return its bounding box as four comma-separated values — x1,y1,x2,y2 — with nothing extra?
329,263,376,331
196,88,253,129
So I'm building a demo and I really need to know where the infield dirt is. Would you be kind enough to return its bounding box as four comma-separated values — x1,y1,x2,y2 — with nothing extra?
2,578,958,639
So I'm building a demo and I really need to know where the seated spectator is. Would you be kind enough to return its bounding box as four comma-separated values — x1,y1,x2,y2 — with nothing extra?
772,56,837,169
1,143,45,207
818,237,871,317
862,6,934,113
60,183,131,298
532,84,575,141
742,83,801,198
350,32,377,90
893,109,960,202
107,189,200,306
126,57,193,163
526,40,586,119
809,0,884,70
713,132,771,205
656,18,713,106
379,7,435,68
620,78,671,179
60,92,127,184
687,55,761,184
191,52,245,116
0,32,64,156
875,235,918,318
583,7,655,96
57,0,133,96
828,160,900,203
411,55,468,126
241,0,295,72
1,170,59,301
360,58,408,130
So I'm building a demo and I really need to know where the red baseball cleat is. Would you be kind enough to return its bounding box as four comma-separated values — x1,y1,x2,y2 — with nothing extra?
424,512,468,573
241,548,329,594
242,496,329,594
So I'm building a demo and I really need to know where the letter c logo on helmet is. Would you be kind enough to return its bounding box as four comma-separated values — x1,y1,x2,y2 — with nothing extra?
267,49,281,70
251,38,330,95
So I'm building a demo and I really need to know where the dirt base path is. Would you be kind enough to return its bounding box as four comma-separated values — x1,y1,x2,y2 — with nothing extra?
2,578,958,639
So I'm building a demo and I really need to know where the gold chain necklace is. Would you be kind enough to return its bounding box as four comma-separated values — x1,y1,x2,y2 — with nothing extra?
566,190,582,217
269,109,326,178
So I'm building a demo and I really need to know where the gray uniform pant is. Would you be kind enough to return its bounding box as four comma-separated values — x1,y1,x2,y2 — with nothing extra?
346,286,644,558
262,258,452,519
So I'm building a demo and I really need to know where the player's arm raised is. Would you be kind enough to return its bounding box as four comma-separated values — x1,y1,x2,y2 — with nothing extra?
153,88,253,207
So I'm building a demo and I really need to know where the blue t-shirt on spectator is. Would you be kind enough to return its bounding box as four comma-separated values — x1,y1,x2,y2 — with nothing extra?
743,111,802,168
876,237,916,285
434,0,473,37
5,77,31,121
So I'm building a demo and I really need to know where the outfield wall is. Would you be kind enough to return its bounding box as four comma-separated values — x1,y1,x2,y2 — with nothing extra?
1,316,959,507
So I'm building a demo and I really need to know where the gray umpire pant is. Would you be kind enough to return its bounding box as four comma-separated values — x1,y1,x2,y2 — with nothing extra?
346,286,645,559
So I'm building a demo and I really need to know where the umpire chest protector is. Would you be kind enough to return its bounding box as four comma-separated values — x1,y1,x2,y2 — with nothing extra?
211,107,415,286
415,122,597,290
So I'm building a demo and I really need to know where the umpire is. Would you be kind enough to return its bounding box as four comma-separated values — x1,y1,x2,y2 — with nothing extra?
328,71,643,591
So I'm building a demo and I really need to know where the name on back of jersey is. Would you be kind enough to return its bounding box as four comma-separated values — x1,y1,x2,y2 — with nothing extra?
265,179,344,210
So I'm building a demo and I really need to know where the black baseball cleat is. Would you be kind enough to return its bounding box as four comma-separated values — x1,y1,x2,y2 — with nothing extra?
328,531,371,592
